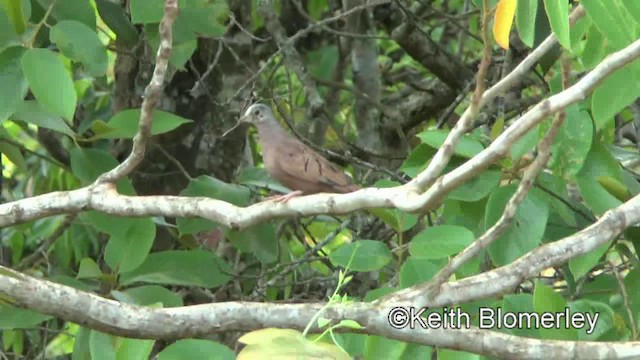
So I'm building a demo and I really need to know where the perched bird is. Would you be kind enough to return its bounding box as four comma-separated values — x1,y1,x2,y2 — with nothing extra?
224,103,360,202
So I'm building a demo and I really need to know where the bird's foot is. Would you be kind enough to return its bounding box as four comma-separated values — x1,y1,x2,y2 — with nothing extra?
266,190,304,203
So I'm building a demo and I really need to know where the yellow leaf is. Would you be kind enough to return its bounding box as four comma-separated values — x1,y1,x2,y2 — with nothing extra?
493,0,517,49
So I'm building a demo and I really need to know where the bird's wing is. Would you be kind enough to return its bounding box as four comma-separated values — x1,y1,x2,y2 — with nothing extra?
275,138,354,191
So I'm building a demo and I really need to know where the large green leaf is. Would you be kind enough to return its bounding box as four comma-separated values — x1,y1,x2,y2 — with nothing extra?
569,299,615,341
329,240,392,272
576,141,623,215
548,105,593,181
516,0,537,47
399,257,446,288
591,62,640,130
542,0,570,49
0,46,27,122
417,130,484,158
157,339,234,360
95,0,138,46
69,148,135,194
115,338,154,360
104,218,156,273
95,109,193,139
11,100,74,136
448,170,500,202
485,185,549,266
50,20,108,77
37,0,95,28
21,48,77,121
580,25,606,69
400,144,436,178
227,222,278,264
409,225,474,259
533,281,578,340
89,331,116,360
581,0,635,50
0,304,52,329
119,250,232,288
501,294,539,338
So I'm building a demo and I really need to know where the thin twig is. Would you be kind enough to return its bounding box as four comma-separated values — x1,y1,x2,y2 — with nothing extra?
97,0,179,184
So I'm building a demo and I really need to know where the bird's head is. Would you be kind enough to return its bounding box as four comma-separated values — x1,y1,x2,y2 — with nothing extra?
222,103,274,137
238,103,273,125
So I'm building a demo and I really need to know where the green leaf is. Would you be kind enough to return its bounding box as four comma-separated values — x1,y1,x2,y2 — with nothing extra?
516,0,537,47
69,148,135,194
129,0,164,24
0,304,52,329
364,336,407,360
502,294,539,338
38,0,96,28
581,0,634,50
543,0,570,49
95,109,192,139
417,130,484,158
510,124,539,160
576,141,623,215
569,300,615,341
409,225,474,259
11,100,74,136
77,257,103,279
174,1,229,38
448,170,501,202
113,285,183,307
533,281,578,340
624,267,640,323
1,0,28,34
104,218,156,273
0,133,26,172
157,339,235,360
580,25,606,70
72,327,91,360
119,250,232,288
591,62,640,130
95,0,138,46
50,20,108,77
622,0,640,25
21,48,77,121
548,105,593,181
329,240,392,272
115,338,154,360
89,331,116,360
0,46,27,122
399,257,446,288
485,185,549,266
400,144,436,178
227,223,279,264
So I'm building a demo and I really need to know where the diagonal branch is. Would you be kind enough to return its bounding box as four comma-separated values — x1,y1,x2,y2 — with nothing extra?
96,0,179,183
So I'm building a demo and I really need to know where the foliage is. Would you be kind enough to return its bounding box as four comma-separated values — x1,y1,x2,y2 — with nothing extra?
0,0,640,358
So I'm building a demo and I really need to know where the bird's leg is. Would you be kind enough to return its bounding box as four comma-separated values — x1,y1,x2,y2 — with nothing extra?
266,190,304,203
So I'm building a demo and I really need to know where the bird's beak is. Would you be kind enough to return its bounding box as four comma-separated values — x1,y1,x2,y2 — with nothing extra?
221,114,251,137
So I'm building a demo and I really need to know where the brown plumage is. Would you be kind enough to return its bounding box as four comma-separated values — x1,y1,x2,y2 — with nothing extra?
230,103,360,202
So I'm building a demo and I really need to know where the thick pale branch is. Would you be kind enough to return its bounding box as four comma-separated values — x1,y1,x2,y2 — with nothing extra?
1,267,639,358
382,193,639,306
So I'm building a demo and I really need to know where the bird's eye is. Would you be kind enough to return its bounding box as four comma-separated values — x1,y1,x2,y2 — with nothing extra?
253,110,259,116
